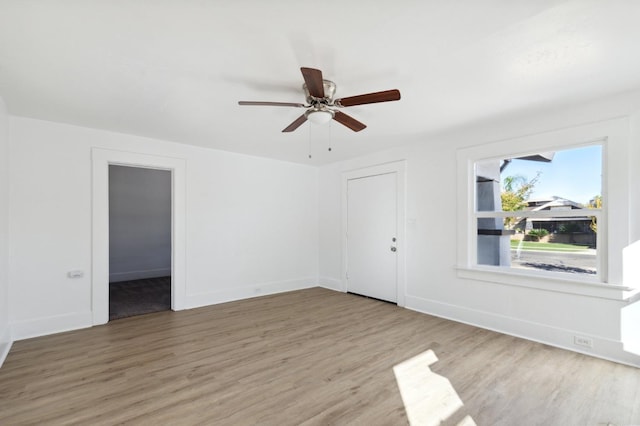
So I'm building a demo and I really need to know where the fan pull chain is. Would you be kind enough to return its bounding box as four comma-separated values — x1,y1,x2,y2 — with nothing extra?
308,124,313,159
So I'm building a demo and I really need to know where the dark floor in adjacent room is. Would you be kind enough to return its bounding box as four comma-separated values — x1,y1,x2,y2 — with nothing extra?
109,276,171,320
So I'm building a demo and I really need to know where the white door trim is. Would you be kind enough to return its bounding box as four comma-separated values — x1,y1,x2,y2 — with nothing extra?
341,160,406,307
91,148,187,325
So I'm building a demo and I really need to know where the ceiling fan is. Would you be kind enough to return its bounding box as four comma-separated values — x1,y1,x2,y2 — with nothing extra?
238,67,401,132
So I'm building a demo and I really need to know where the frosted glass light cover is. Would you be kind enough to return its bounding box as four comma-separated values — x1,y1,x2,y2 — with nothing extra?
307,110,333,124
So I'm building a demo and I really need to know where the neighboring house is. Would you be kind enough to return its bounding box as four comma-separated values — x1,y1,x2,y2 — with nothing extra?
513,196,596,246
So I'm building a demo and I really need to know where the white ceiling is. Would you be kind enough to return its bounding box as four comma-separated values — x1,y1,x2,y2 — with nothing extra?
1,0,640,165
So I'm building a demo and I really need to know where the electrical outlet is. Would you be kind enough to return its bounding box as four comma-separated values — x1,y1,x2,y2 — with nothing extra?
68,270,84,278
574,335,593,348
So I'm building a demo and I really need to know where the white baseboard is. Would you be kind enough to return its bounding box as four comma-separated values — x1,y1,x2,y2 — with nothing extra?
7,279,317,342
405,294,640,368
318,277,343,292
109,268,171,282
11,311,93,341
0,341,11,369
0,327,12,368
184,277,318,310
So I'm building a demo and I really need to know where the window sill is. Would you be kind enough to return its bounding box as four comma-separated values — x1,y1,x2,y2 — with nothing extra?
456,266,635,301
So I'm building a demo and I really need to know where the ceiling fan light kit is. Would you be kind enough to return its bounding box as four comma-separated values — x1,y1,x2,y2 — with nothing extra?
238,67,401,133
305,108,334,124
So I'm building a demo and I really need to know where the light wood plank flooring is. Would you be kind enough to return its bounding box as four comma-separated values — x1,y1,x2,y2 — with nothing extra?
1,287,639,425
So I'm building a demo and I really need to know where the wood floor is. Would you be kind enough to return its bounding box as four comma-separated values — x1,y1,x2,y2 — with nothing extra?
1,288,639,425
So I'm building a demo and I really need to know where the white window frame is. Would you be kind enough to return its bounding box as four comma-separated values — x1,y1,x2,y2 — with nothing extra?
473,148,604,281
456,117,633,299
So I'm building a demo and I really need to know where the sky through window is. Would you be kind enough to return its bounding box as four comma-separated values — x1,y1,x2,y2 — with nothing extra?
501,145,601,205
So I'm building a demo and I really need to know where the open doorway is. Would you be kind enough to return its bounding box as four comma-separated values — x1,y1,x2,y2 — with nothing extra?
92,148,186,326
108,165,172,320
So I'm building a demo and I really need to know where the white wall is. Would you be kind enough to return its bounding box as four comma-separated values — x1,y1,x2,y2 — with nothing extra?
109,165,171,282
8,117,319,339
5,89,640,367
621,110,640,354
319,90,640,366
0,96,10,365
630,111,640,245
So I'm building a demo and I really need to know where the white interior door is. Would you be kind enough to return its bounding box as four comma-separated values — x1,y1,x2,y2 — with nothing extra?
347,172,397,303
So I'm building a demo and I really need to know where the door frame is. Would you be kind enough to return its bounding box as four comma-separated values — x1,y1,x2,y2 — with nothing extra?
341,160,406,307
91,148,187,325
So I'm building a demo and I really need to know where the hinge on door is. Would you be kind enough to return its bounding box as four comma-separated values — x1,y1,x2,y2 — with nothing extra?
346,271,349,280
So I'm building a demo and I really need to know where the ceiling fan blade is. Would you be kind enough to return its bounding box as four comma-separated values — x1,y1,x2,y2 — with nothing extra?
301,67,325,98
335,89,401,107
282,114,308,132
238,101,306,107
333,111,366,132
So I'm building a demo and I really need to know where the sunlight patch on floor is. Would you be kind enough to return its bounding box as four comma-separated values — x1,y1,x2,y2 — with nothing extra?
393,350,476,426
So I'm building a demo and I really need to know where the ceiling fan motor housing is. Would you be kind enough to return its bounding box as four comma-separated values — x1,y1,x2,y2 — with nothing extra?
303,80,336,104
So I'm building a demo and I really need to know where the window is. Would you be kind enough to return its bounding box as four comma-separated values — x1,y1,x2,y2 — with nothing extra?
472,144,603,280
460,141,607,287
457,118,634,294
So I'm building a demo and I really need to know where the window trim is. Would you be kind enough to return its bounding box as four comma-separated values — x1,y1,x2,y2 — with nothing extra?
471,141,606,282
456,117,632,296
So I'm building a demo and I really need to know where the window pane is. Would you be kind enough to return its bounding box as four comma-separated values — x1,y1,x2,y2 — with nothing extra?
477,217,597,276
475,145,602,213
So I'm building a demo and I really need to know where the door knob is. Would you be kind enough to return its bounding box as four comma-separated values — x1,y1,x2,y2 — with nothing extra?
390,246,397,252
